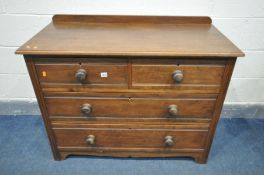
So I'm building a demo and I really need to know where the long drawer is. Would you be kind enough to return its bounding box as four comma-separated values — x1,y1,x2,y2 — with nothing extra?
45,97,216,119
53,125,208,150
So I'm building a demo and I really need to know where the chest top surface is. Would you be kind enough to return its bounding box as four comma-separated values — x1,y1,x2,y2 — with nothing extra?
16,15,244,58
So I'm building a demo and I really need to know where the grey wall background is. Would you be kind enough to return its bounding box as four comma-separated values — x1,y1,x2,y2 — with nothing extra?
0,0,263,117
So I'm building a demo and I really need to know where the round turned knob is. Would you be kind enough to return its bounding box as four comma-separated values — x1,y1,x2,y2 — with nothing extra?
86,135,95,145
81,104,92,115
164,136,174,147
172,70,183,82
75,69,87,82
168,105,178,116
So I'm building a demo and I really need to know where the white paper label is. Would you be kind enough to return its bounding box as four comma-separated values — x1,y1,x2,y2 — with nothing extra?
100,72,108,78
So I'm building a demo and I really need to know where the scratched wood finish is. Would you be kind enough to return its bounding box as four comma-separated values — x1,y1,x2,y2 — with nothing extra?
45,97,216,119
16,15,244,163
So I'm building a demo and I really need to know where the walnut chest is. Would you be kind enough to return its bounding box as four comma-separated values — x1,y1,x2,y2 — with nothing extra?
16,15,244,163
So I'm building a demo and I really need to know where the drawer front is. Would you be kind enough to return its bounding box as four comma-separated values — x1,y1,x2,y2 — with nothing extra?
54,127,208,149
132,61,225,90
46,97,216,118
35,63,128,85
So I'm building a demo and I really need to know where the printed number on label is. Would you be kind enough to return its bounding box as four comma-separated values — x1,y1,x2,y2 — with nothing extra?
100,72,108,78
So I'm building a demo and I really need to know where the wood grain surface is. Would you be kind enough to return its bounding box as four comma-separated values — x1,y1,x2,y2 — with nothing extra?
16,15,244,57
36,63,128,84
19,15,244,163
45,97,216,119
54,127,208,149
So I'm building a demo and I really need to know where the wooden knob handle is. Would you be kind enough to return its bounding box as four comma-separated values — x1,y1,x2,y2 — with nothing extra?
168,105,178,116
86,135,95,145
172,70,183,82
75,69,87,82
81,104,92,115
164,136,174,147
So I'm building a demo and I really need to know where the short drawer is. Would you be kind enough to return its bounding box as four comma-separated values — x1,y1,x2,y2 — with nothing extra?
132,59,225,91
46,97,216,119
35,62,128,85
54,126,208,150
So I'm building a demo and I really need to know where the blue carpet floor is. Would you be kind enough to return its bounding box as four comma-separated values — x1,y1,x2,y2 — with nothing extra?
0,116,263,175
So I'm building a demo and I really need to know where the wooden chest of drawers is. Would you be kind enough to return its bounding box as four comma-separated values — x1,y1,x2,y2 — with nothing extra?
16,15,244,163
